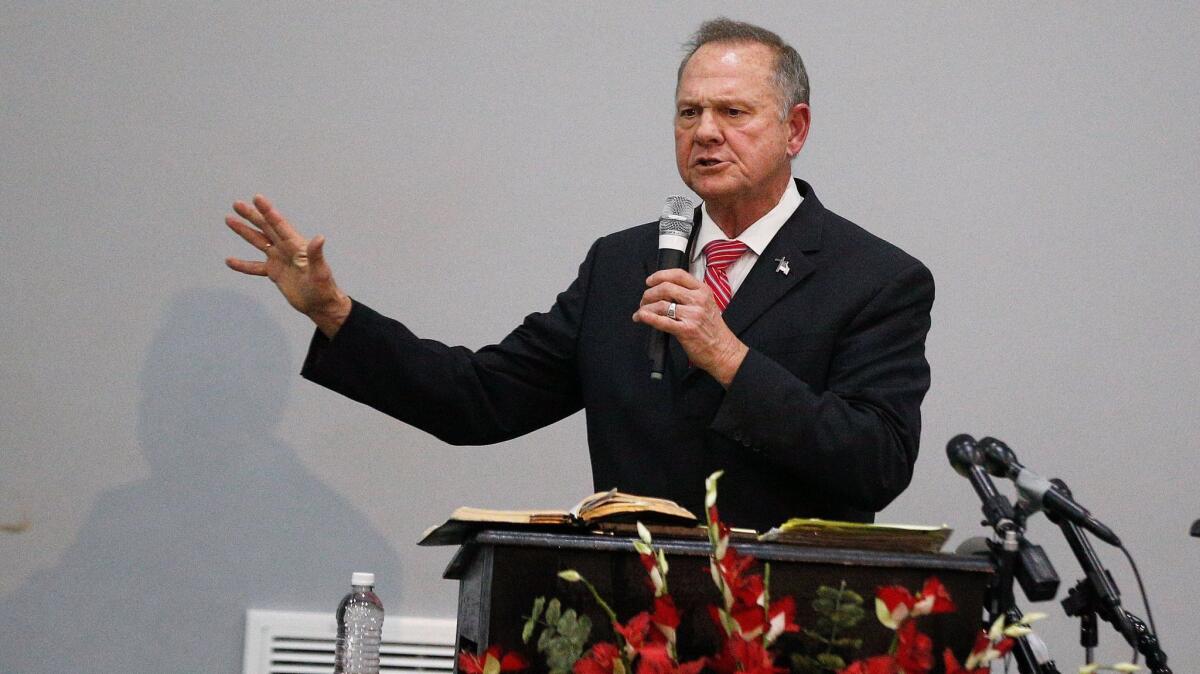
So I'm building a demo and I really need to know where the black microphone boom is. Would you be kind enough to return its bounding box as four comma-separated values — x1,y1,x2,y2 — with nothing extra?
648,195,695,380
978,437,1121,546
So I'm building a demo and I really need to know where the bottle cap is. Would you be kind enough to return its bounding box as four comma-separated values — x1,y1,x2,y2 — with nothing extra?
351,572,376,587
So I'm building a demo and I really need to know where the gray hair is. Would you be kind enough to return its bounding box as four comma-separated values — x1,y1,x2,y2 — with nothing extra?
677,17,809,118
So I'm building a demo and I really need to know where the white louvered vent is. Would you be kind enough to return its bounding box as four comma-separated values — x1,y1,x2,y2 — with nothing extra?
243,609,457,674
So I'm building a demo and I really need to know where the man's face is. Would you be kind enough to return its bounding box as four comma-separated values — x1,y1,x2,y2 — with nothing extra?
675,42,808,211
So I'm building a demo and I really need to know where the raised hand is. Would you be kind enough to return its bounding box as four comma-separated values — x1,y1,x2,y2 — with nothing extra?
224,194,351,337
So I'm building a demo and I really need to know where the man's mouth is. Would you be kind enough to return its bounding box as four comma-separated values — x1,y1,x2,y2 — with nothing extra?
696,158,724,167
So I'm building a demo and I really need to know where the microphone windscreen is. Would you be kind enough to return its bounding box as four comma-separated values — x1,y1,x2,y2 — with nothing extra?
945,433,978,476
658,195,694,252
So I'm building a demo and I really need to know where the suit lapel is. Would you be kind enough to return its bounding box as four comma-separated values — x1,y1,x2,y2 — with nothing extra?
683,180,826,381
721,207,820,337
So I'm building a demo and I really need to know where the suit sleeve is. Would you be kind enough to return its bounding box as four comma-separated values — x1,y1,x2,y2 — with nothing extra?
300,240,600,445
709,260,935,512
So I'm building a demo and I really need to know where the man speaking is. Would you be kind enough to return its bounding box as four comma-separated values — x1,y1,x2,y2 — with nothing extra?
224,18,934,532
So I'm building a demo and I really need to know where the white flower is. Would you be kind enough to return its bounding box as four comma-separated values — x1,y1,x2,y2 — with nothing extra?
637,521,653,545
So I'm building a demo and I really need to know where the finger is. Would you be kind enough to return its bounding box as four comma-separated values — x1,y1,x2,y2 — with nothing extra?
633,304,684,334
225,257,268,276
254,193,300,242
639,282,704,307
232,200,267,228
640,282,682,306
647,268,702,289
233,199,280,246
307,234,326,266
225,216,272,251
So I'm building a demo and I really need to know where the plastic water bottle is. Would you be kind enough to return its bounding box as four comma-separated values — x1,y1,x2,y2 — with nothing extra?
334,572,384,674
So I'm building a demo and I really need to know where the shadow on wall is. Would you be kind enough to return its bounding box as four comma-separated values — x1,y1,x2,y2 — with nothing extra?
0,288,404,673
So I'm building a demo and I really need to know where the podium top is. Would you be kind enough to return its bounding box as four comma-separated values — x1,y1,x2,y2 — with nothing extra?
443,528,993,580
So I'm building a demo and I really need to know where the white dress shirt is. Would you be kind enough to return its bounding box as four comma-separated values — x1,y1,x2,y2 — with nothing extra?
690,179,803,295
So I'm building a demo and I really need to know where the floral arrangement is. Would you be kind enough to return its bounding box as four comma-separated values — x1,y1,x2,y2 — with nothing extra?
459,471,1047,674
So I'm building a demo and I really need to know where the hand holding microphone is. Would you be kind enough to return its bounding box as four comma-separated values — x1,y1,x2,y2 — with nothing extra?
646,196,694,380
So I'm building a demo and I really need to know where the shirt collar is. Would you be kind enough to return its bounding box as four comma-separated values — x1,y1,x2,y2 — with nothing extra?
692,179,803,262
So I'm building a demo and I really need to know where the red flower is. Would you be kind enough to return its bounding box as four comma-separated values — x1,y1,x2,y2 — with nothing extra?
765,596,799,643
875,586,915,629
731,603,766,639
943,628,1017,673
709,633,786,674
614,611,656,654
575,642,621,674
912,577,956,617
632,643,706,674
730,572,765,608
459,646,528,674
875,577,956,629
718,548,757,591
840,655,899,674
895,620,933,674
651,595,680,642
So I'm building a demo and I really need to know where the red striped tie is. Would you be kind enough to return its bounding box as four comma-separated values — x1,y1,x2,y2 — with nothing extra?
703,239,749,311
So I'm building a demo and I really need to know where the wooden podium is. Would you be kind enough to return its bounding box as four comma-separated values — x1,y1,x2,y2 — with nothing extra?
444,528,993,673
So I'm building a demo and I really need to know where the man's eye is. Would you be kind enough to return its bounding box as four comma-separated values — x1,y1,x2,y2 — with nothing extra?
679,108,697,118
726,108,744,117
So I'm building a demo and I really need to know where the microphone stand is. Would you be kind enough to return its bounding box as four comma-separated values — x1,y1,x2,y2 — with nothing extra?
962,484,1061,674
948,435,1060,673
1048,479,1171,674
979,519,1062,674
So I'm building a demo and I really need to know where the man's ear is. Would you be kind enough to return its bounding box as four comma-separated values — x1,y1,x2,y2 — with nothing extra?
786,103,811,158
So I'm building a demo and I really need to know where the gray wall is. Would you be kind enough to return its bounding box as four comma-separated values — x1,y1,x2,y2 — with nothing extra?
2,2,1196,672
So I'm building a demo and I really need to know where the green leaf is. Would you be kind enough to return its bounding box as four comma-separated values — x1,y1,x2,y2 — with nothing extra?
812,598,837,615
545,598,562,625
544,634,583,674
815,586,843,601
531,596,546,623
483,655,501,674
537,626,555,652
558,608,578,633
842,589,864,605
830,606,865,629
521,616,536,644
806,632,832,645
836,605,866,621
816,653,846,670
830,637,863,650
790,654,824,674
562,614,591,645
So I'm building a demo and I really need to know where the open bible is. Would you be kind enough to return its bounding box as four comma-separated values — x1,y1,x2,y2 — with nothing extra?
418,489,697,546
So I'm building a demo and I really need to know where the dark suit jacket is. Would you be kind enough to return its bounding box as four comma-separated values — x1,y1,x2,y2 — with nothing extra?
302,180,934,532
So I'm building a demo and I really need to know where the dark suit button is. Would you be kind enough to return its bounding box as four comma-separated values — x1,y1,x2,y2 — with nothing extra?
741,439,752,448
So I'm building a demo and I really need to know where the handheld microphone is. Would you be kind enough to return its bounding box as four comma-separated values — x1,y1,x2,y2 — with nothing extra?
648,195,695,380
978,437,1121,546
946,434,1017,532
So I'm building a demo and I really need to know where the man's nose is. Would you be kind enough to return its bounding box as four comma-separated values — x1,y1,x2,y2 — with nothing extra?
695,109,722,144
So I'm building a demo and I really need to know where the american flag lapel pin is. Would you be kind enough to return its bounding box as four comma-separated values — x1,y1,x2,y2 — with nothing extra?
775,256,790,275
